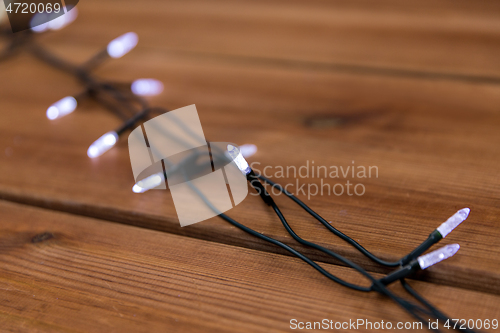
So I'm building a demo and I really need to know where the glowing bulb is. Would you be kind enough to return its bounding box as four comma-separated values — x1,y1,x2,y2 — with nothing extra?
436,208,470,238
131,79,164,96
239,144,257,158
132,172,164,193
226,144,251,175
46,96,77,120
48,7,78,31
30,13,50,33
132,184,146,193
87,131,118,158
107,32,138,58
417,244,460,270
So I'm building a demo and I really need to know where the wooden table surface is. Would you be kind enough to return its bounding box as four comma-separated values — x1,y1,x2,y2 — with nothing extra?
0,0,499,331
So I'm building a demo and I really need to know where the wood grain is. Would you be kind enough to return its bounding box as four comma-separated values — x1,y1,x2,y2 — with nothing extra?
1,37,500,294
1,1,500,329
1,201,499,332
64,0,500,79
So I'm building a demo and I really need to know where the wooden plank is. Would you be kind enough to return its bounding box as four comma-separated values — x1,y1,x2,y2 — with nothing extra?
47,0,500,79
0,200,499,332
0,44,499,295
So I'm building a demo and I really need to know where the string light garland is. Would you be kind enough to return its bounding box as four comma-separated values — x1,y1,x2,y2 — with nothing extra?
1,10,164,160
0,11,477,332
232,149,474,332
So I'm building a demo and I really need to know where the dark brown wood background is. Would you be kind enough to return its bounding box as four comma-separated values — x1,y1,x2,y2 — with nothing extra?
0,0,499,331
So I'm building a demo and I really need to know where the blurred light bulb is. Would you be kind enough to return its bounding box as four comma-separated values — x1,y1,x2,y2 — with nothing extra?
107,32,138,58
132,184,147,193
417,244,460,270
87,131,118,158
436,208,470,238
30,8,78,33
46,96,77,120
239,144,257,158
48,7,78,31
132,172,164,193
30,13,50,33
131,79,164,96
226,144,251,175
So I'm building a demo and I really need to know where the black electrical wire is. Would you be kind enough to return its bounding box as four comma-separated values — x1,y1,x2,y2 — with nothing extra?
258,174,403,266
0,29,145,123
218,212,371,292
170,153,444,331
242,171,439,329
26,41,142,120
0,35,16,61
266,187,477,332
181,174,371,292
400,279,476,333
0,29,29,62
0,24,475,333
184,160,444,326
267,198,440,330
259,174,446,267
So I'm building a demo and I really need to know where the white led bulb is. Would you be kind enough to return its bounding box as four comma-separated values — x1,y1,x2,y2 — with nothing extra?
46,96,77,120
107,32,138,58
436,208,470,238
132,172,164,193
131,79,164,96
30,8,78,33
226,144,251,175
239,144,257,158
417,244,460,270
87,131,118,158
0,2,6,25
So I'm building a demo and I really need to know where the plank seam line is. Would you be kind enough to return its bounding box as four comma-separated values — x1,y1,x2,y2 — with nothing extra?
156,49,500,85
0,191,497,297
